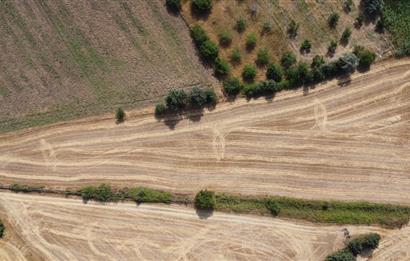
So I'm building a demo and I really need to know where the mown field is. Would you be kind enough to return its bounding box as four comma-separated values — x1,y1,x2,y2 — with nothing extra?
0,0,215,133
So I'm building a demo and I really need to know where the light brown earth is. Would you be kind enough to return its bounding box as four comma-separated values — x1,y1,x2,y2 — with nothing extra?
0,192,394,261
0,58,409,204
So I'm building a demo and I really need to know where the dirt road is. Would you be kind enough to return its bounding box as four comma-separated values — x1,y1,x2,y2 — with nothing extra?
0,59,409,203
0,192,392,261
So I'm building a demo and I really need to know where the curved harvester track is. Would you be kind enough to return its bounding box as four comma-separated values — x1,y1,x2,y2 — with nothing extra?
0,58,409,203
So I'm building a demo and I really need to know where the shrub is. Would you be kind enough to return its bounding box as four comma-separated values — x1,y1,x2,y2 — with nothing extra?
230,48,241,64
322,61,339,78
190,25,209,47
311,55,325,69
328,12,340,28
218,31,232,47
353,45,376,69
375,17,385,33
347,233,381,256
9,183,44,193
242,64,257,82
191,0,212,15
328,39,338,55
116,107,125,123
300,39,312,53
246,33,257,50
204,88,217,105
281,51,297,69
155,102,167,116
262,21,272,34
128,187,172,203
287,62,312,87
166,0,181,13
256,48,270,66
236,17,246,33
288,19,299,38
266,63,283,82
195,190,216,210
165,89,188,111
341,27,352,45
325,249,355,261
223,77,242,96
355,15,364,28
337,53,359,73
214,58,230,78
0,221,4,238
189,86,208,108
80,184,115,202
362,0,384,19
242,83,257,97
265,199,281,216
199,40,219,63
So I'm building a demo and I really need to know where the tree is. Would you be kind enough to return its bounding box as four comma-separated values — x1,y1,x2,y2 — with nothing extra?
191,0,212,15
218,31,232,47
242,64,257,82
362,0,384,19
166,0,181,13
266,63,283,82
288,19,299,38
287,62,312,87
190,25,209,47
189,86,208,108
155,103,167,116
311,55,325,69
265,199,280,216
337,53,359,74
115,107,125,123
223,77,242,96
354,45,376,69
165,89,188,111
236,17,246,33
199,40,219,63
246,33,257,50
281,51,297,69
204,88,217,105
214,57,230,78
328,39,338,55
341,27,352,45
347,233,381,256
300,39,312,53
256,48,270,66
230,48,241,64
195,190,216,210
328,12,340,28
325,249,355,261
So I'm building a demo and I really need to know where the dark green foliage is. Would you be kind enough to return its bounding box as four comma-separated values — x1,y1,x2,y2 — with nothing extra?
325,249,355,261
328,12,340,28
115,107,125,123
155,102,167,116
165,89,188,111
199,40,219,63
9,183,44,193
383,0,410,56
328,40,338,55
322,61,339,78
362,0,384,19
246,80,276,97
128,187,172,203
355,15,364,28
265,199,280,216
80,184,114,202
242,64,257,82
223,77,242,96
236,17,246,33
246,33,257,50
311,55,325,69
189,86,208,108
191,0,212,15
286,63,312,87
0,221,4,238
300,39,312,53
256,48,270,66
204,88,217,105
353,45,376,69
195,190,216,210
281,51,297,69
347,233,381,256
337,53,359,73
190,25,209,47
166,0,181,13
230,48,241,64
266,63,283,82
218,31,232,47
214,58,230,78
288,19,299,38
261,21,272,34
341,27,352,45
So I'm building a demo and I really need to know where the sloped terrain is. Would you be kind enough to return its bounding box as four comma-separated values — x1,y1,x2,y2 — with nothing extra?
0,0,215,133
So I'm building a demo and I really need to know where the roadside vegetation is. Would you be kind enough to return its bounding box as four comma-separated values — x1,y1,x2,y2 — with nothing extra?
0,221,4,238
326,233,381,261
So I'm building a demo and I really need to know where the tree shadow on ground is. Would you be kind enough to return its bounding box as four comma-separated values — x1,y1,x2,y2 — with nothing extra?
195,208,213,219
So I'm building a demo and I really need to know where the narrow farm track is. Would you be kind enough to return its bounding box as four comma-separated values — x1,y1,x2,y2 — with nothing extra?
0,59,410,203
0,192,389,261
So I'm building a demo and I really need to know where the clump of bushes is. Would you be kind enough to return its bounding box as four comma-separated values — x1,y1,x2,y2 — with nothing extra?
326,233,381,261
199,40,219,63
266,63,283,82
195,190,216,210
281,51,297,69
155,102,167,116
236,17,246,33
337,52,359,74
325,249,355,261
328,12,340,28
353,45,376,69
191,0,212,15
265,199,281,216
242,64,257,82
80,184,115,202
300,39,312,53
127,187,172,203
218,31,232,47
341,27,352,45
256,48,270,66
166,0,181,13
288,19,299,38
361,0,384,20
9,183,44,193
223,77,242,97
230,48,241,64
190,25,209,47
246,33,257,50
214,58,230,78
115,107,125,123
165,89,188,111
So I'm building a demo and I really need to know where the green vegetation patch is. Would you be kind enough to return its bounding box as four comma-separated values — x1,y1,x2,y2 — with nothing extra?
9,183,45,193
383,0,410,56
0,221,4,238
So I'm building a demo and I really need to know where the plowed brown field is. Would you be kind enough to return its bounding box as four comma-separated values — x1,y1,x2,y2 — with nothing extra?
0,58,409,203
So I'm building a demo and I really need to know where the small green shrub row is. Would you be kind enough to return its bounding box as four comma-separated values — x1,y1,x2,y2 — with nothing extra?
326,233,381,261
9,183,45,193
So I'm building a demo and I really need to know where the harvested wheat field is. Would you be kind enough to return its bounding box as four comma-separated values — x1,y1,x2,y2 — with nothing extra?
0,58,409,203
0,192,393,261
0,0,215,133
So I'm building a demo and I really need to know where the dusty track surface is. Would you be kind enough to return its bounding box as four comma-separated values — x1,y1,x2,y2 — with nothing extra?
0,192,390,261
0,59,410,203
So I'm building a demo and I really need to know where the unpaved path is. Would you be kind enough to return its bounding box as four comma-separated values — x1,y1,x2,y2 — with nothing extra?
0,192,391,261
0,59,409,203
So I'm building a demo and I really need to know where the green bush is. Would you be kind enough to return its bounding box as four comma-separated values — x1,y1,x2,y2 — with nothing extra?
204,88,217,105
199,40,219,63
341,27,352,45
242,64,257,82
165,89,188,111
355,15,364,28
288,19,299,38
266,63,283,82
115,107,125,123
189,86,208,108
191,0,212,15
0,221,4,238
230,48,241,64
362,0,384,19
286,62,312,87
128,187,172,203
337,53,359,74
218,31,232,47
300,39,312,53
347,233,381,256
256,48,270,66
195,190,216,210
155,102,167,116
325,249,355,261
9,183,44,193
223,77,242,96
328,12,340,28
311,55,325,69
281,51,297,69
80,184,115,202
249,80,276,97
328,40,338,55
214,57,230,78
236,17,246,33
246,33,257,50
353,45,376,69
265,199,281,216
166,0,181,13
190,25,209,47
